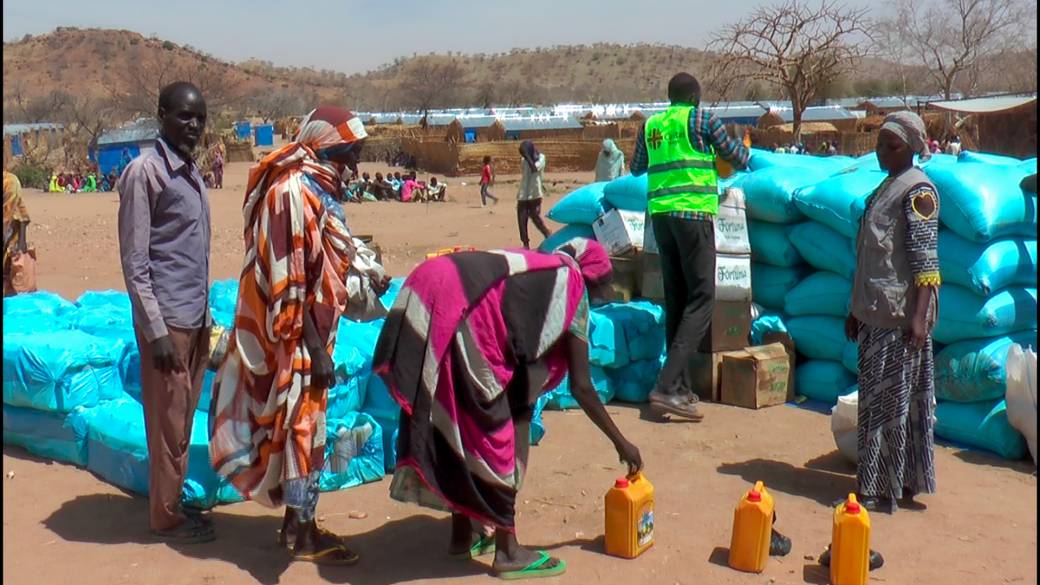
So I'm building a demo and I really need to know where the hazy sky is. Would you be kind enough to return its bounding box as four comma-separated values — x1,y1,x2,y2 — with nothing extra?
3,0,876,74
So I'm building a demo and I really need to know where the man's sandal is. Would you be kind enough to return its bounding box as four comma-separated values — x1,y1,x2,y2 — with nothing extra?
450,533,496,560
495,551,567,580
151,516,215,544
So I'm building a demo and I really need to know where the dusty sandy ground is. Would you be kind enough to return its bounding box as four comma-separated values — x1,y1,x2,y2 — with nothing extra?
3,161,1036,584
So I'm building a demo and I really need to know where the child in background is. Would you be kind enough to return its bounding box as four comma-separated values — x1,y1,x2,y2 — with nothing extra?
479,155,498,207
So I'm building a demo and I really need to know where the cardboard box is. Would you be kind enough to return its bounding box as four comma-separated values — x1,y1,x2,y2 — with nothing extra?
703,300,753,352
604,255,642,303
715,188,751,255
640,252,664,302
593,209,645,256
690,350,746,402
720,343,793,409
762,331,796,402
715,253,753,301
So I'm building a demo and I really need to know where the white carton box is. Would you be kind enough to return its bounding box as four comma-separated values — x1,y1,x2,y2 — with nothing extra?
593,209,645,256
715,253,753,301
641,187,749,255
715,188,751,254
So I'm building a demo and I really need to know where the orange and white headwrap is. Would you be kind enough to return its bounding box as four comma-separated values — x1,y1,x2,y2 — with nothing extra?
295,106,368,154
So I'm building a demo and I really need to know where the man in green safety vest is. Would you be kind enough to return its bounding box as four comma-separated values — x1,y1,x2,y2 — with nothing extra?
631,72,750,421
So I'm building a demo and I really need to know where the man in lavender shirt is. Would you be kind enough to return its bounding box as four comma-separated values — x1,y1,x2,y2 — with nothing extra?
117,81,214,543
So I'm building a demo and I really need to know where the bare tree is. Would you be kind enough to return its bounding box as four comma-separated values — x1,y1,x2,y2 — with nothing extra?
248,89,308,123
883,0,1035,99
397,59,467,118
109,46,242,117
708,0,871,140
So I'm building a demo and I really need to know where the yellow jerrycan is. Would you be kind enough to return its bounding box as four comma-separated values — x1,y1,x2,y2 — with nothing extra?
831,494,871,585
728,480,775,573
604,472,655,558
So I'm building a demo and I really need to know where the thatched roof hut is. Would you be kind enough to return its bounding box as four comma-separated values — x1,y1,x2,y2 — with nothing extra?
482,119,507,142
756,110,786,129
445,118,465,144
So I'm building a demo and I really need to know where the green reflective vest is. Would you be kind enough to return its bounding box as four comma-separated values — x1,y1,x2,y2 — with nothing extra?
644,105,719,216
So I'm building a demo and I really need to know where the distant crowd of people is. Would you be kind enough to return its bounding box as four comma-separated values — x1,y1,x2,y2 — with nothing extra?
47,169,119,193
930,135,962,156
772,141,839,156
343,170,447,203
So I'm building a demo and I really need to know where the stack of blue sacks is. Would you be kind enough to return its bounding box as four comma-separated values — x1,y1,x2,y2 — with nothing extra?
733,149,1036,459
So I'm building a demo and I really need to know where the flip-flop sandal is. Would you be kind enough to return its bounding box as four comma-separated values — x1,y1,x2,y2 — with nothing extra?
451,533,496,560
152,517,215,544
495,551,566,580
650,401,705,421
291,545,360,566
279,525,351,551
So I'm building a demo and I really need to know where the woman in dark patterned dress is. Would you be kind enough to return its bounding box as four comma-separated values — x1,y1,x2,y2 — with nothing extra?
845,111,940,514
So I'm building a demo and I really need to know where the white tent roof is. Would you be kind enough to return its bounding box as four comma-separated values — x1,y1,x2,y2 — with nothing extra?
926,95,1036,114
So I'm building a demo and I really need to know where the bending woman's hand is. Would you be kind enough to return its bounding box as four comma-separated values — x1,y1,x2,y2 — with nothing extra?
614,439,643,475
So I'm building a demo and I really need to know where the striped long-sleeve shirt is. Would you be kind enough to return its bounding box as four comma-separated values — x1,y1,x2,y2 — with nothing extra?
630,106,750,220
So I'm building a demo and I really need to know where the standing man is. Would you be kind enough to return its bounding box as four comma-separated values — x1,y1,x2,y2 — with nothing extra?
516,140,552,249
631,72,750,421
117,81,213,543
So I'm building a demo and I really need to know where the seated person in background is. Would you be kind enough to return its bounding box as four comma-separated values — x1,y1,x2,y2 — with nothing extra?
401,172,423,203
371,172,395,200
99,174,111,192
427,177,446,202
389,172,403,198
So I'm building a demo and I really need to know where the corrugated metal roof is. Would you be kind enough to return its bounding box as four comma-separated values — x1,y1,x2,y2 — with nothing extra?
501,116,584,131
3,123,63,136
764,106,860,123
97,118,160,147
925,94,1037,114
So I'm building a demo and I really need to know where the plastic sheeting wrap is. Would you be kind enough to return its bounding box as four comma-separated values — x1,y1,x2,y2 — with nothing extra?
3,404,89,466
593,301,665,364
788,222,856,278
539,224,595,252
530,394,550,445
1005,344,1037,465
751,264,811,310
831,390,859,463
750,309,788,346
76,290,133,312
320,412,385,492
208,280,239,317
934,332,1037,403
3,313,70,335
748,221,804,267
842,341,859,375
933,286,1037,344
958,151,1023,166
607,358,663,403
795,360,857,405
588,310,628,368
938,231,1037,297
935,399,1027,460
603,173,648,211
783,272,852,317
740,167,828,224
793,169,885,238
3,330,125,412
926,162,1036,242
545,366,613,410
3,290,77,317
747,151,854,174
363,376,401,473
787,316,847,361
547,182,609,225
76,398,153,495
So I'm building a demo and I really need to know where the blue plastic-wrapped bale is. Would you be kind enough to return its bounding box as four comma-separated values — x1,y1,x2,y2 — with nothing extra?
935,399,1027,460
3,312,70,335
539,224,596,252
592,301,664,364
3,290,77,317
530,394,550,445
75,290,132,312
933,285,1037,344
208,279,239,317
379,278,405,310
362,375,401,473
938,231,1037,297
3,330,126,412
545,366,613,410
795,360,857,405
786,316,847,361
750,263,811,310
748,221,804,267
783,272,852,317
76,398,152,495
747,151,854,174
788,222,856,278
602,173,648,211
925,162,1036,242
606,358,663,403
793,169,886,238
2,404,89,466
842,341,859,375
546,182,609,225
587,310,628,368
934,331,1037,403
320,412,385,491
740,166,829,224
